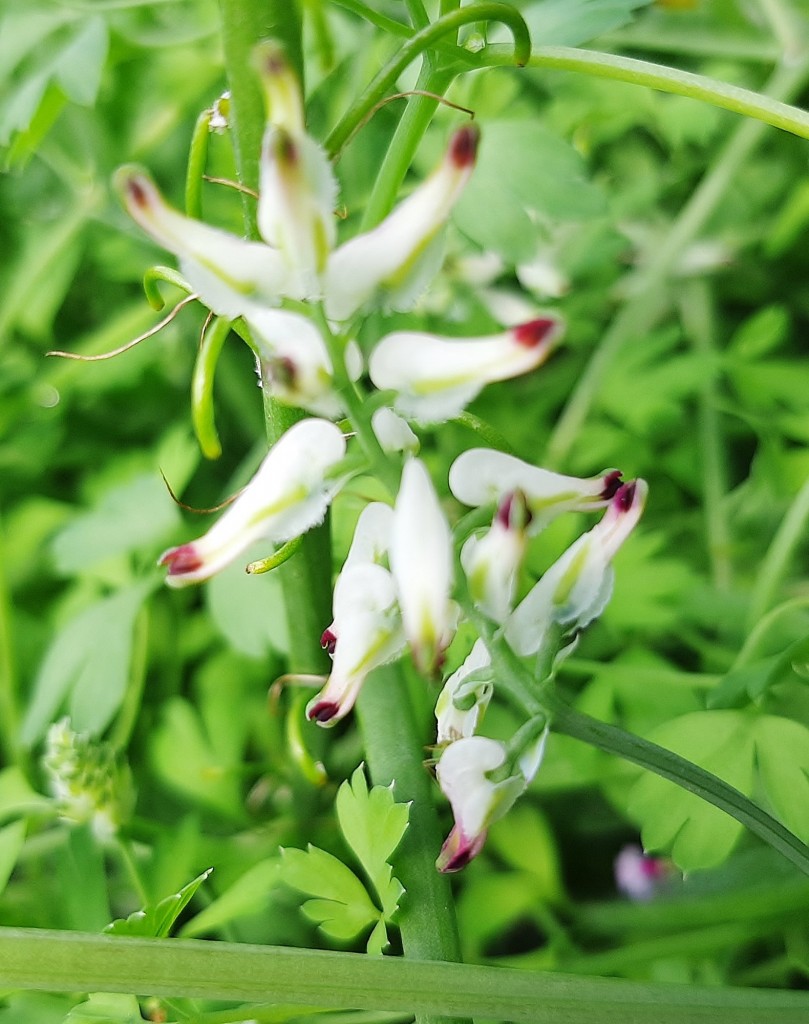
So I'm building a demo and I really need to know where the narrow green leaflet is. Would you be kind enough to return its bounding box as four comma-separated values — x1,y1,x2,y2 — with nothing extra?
105,869,212,938
0,821,26,899
20,581,154,744
0,766,52,823
181,859,281,938
280,845,381,943
628,711,809,871
335,765,408,920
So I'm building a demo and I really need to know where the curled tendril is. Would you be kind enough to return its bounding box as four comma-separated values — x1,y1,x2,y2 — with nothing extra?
47,294,198,361
246,536,304,574
143,266,194,311
159,468,244,515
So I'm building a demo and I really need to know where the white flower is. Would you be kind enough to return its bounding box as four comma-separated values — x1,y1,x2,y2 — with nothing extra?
435,639,492,744
390,459,455,675
461,491,530,623
435,737,524,873
368,317,562,424
245,308,360,417
505,479,648,656
117,43,479,325
450,449,622,534
306,563,404,726
159,418,346,586
324,124,480,321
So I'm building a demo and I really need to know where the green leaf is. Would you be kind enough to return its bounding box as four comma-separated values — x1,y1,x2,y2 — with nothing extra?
51,474,181,575
280,845,380,942
755,717,809,846
628,711,757,871
206,554,290,658
64,993,143,1024
335,765,408,918
148,697,245,821
105,869,212,938
521,0,653,47
180,859,280,938
21,581,154,744
454,121,605,260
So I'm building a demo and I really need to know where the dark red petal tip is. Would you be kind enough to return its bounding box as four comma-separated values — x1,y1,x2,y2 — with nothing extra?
600,470,623,501
127,175,149,209
320,628,337,656
159,544,204,575
615,481,637,513
449,123,480,168
307,700,340,724
512,317,559,348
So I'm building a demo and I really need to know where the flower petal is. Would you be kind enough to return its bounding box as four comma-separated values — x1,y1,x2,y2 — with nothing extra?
461,492,530,622
390,459,455,675
324,124,480,321
368,317,561,424
159,418,346,587
435,639,492,744
115,167,289,318
450,449,622,534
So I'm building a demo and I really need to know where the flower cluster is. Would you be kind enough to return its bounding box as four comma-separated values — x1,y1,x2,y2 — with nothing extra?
120,43,647,872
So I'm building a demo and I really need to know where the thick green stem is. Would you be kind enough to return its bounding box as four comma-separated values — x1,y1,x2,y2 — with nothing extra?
221,0,330,674
3,928,809,1021
219,0,304,235
357,666,462,973
542,56,809,467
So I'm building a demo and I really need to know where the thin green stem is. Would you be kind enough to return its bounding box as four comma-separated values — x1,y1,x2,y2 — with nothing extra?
109,605,150,751
544,692,809,878
542,56,809,467
475,44,809,140
602,27,780,63
679,280,733,591
192,316,232,460
185,108,211,219
404,0,429,31
330,0,411,37
2,927,809,1021
326,3,531,158
747,471,809,630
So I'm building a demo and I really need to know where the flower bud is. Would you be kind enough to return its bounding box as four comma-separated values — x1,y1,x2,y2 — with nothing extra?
461,491,530,623
368,316,562,423
435,639,492,744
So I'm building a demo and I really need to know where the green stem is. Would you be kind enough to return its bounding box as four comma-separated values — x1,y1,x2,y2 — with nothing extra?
544,692,809,878
219,0,304,235
734,595,809,668
109,604,150,751
475,44,809,140
185,108,211,219
679,280,733,591
542,56,809,467
325,3,531,157
747,471,809,630
357,667,462,978
4,928,809,1021
360,64,454,229
404,0,429,31
192,316,232,460
221,0,331,675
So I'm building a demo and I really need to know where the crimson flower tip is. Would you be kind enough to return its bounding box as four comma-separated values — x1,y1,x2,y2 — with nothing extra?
159,544,204,575
600,470,623,501
449,123,480,168
512,317,558,349
320,628,337,655
307,699,340,724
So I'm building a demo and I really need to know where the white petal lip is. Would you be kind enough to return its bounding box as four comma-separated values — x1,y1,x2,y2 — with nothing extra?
159,419,346,587
324,123,480,321
306,563,404,726
368,317,562,424
115,167,289,319
450,448,622,532
504,479,647,655
436,736,506,840
390,459,454,674
371,407,420,454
